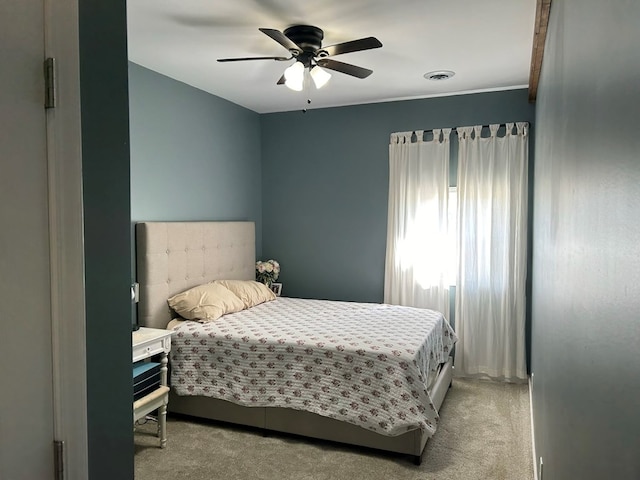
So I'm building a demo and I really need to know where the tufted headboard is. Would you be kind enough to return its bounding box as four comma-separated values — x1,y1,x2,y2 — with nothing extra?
135,221,255,329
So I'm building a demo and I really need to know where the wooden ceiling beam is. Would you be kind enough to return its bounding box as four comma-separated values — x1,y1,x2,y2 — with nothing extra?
528,0,552,103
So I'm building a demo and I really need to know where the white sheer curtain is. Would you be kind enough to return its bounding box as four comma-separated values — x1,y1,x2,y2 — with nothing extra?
454,123,529,382
384,129,451,319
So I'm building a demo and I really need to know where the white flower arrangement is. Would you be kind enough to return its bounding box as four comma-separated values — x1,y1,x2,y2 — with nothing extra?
255,259,280,286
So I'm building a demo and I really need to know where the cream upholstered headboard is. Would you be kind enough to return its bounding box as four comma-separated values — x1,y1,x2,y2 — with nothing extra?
136,221,255,329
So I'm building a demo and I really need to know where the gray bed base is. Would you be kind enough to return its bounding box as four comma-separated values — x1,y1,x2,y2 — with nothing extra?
136,221,453,464
168,357,452,464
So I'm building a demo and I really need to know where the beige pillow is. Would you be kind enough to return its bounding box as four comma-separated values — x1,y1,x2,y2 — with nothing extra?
213,280,276,309
167,282,245,321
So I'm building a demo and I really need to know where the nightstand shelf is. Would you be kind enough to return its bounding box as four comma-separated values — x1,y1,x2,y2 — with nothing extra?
132,327,173,448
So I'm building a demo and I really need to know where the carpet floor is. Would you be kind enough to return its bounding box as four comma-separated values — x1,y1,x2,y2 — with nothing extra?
135,378,533,480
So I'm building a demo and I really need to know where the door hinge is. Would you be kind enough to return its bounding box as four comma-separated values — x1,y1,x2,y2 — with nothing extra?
54,440,64,480
45,57,56,109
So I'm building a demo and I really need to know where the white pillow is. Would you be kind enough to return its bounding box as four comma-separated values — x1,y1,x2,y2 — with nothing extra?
213,280,276,309
167,282,244,321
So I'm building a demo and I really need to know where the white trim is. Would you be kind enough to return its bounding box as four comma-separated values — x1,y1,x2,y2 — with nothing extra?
266,84,530,114
45,0,88,478
529,374,538,480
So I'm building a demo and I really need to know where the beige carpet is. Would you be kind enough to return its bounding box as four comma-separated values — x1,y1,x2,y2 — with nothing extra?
135,378,533,480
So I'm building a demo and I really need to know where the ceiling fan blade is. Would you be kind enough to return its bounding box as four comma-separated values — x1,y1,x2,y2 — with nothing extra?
321,37,382,57
259,28,302,53
316,58,373,79
217,56,290,62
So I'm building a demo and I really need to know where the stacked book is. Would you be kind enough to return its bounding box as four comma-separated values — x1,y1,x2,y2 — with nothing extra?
133,361,161,401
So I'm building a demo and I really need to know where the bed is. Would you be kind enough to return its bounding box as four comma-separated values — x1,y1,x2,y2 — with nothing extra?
136,221,456,464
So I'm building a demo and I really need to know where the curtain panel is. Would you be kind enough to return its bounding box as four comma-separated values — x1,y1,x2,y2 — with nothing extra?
454,123,529,382
384,129,451,319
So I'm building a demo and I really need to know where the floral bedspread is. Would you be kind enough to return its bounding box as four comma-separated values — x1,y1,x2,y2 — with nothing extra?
170,297,457,437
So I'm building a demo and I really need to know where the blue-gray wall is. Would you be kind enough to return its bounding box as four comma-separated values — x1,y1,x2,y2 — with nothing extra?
129,62,263,255
128,71,536,362
260,90,535,304
531,1,640,479
79,1,133,478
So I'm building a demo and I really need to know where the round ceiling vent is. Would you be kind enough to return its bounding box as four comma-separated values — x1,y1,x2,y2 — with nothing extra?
424,70,455,81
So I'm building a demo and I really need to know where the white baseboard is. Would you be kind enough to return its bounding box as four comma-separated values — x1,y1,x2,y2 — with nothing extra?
529,375,538,480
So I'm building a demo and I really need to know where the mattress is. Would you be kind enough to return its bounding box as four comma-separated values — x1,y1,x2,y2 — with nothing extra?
169,297,457,437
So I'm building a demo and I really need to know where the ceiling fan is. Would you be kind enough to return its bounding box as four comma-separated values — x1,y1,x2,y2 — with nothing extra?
217,25,382,91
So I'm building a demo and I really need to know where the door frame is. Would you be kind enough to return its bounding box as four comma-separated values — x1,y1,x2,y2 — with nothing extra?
45,0,88,477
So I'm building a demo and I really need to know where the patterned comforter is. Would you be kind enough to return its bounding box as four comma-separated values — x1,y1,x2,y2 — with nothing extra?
170,297,457,437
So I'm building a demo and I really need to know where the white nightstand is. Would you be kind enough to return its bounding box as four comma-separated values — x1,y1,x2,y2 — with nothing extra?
132,327,174,448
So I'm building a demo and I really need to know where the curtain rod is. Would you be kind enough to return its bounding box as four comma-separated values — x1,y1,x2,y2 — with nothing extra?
414,124,511,134
392,122,529,137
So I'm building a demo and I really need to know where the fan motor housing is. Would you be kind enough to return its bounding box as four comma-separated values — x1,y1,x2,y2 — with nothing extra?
284,25,324,52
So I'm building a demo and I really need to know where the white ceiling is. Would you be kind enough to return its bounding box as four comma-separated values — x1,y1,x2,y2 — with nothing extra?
127,0,537,114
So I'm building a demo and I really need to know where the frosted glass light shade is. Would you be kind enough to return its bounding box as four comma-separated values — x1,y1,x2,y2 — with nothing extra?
310,66,331,89
284,61,304,91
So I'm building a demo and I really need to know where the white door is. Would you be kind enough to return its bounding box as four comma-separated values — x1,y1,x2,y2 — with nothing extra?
1,0,56,478
1,0,86,476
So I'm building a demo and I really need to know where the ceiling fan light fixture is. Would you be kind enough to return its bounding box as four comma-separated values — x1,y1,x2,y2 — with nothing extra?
310,65,331,89
219,26,383,93
284,61,305,91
